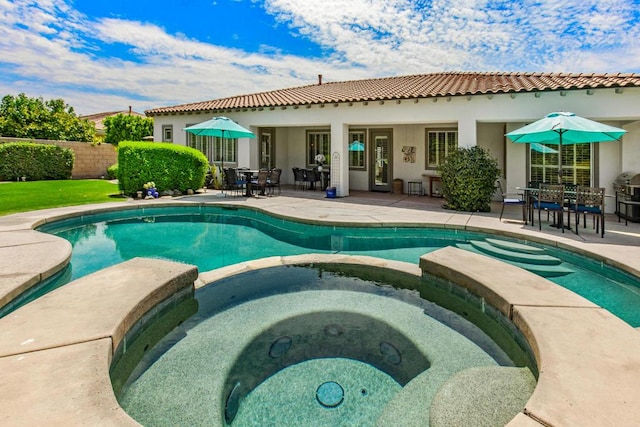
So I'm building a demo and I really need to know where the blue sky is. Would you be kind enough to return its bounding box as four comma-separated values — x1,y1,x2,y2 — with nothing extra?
1,0,639,115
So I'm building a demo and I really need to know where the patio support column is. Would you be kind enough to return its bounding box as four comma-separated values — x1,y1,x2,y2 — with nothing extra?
330,122,350,197
458,117,477,148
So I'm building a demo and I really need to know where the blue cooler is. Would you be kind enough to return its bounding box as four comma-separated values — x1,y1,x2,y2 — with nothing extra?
326,187,337,198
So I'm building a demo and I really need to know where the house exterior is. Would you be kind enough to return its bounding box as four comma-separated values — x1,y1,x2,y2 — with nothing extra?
146,72,640,209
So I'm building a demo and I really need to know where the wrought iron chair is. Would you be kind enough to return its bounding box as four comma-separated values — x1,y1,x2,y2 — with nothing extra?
532,184,565,232
497,180,526,224
223,168,245,197
251,169,269,196
292,167,307,190
305,168,321,190
266,168,282,196
571,186,605,237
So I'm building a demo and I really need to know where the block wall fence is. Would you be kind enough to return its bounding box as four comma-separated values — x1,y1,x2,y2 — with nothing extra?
0,137,118,179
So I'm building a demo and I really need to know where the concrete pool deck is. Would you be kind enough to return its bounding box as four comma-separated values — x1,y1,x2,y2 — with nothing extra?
1,188,640,425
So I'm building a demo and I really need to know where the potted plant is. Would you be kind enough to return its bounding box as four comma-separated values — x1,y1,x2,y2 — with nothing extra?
143,181,159,199
315,153,326,171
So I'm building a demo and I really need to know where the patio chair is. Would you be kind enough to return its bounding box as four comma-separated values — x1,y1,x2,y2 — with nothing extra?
223,168,246,197
292,167,307,190
266,168,282,196
305,168,321,190
571,186,605,237
532,184,565,232
251,169,269,196
497,180,526,224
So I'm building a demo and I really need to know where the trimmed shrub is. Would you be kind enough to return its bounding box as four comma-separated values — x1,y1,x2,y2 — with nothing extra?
106,163,118,180
0,142,74,181
438,146,500,212
117,141,208,195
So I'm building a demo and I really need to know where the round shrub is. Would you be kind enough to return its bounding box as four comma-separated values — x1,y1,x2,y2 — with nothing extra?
117,141,208,195
106,163,118,180
437,146,500,212
0,142,74,181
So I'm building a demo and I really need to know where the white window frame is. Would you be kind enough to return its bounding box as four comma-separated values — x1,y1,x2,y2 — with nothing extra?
186,126,237,165
348,129,366,170
426,129,458,169
306,130,330,167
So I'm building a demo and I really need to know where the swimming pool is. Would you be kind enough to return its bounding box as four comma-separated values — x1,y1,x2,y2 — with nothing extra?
33,205,640,326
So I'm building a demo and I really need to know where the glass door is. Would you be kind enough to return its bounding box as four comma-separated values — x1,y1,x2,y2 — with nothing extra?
370,129,393,192
259,128,275,170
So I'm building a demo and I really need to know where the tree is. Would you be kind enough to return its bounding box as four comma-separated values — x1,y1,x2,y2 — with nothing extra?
0,93,95,142
103,113,154,145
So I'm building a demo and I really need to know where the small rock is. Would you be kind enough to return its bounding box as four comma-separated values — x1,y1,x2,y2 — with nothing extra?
187,189,194,195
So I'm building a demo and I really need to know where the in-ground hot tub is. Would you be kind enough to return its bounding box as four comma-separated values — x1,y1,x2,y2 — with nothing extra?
114,263,536,426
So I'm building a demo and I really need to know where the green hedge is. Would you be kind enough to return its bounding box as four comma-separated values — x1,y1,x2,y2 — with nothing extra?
438,146,500,212
106,163,118,180
117,141,208,195
0,142,74,181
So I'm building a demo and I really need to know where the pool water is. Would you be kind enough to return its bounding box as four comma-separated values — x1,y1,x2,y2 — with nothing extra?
34,205,640,326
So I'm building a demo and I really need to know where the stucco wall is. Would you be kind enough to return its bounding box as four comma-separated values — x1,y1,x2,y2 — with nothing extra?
0,137,117,179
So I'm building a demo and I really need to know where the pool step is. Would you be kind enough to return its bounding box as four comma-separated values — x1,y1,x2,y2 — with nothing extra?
455,243,573,278
469,241,560,265
484,238,546,255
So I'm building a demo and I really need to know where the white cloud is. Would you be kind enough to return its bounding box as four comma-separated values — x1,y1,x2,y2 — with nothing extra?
0,0,638,114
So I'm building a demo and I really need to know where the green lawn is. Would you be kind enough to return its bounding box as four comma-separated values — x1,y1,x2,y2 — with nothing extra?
0,180,124,216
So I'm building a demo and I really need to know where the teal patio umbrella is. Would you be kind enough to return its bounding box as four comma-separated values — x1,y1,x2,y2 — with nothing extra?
530,142,558,154
184,116,256,171
506,112,626,183
349,141,365,151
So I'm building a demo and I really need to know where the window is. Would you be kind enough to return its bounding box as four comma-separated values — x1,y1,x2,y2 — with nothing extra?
162,125,173,142
307,130,330,166
530,143,591,185
348,130,366,169
186,126,237,165
426,130,457,168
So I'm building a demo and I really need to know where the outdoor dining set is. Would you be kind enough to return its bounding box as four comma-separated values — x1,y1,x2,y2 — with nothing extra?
221,168,281,197
499,182,606,238
291,167,330,191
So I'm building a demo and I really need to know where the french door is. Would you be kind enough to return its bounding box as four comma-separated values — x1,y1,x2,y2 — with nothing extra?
259,128,276,170
370,129,393,192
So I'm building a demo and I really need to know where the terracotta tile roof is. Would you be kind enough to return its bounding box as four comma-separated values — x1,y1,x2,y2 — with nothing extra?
145,72,640,116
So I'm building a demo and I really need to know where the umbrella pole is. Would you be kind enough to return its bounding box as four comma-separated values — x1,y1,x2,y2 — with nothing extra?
221,131,226,196
557,132,563,185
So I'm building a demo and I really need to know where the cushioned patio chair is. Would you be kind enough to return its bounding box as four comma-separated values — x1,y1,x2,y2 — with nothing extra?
497,180,526,224
571,186,605,237
532,184,565,233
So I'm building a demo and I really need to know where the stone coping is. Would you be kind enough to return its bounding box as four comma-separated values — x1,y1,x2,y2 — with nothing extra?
1,198,639,309
1,199,640,424
421,247,640,426
0,258,198,425
2,250,639,425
